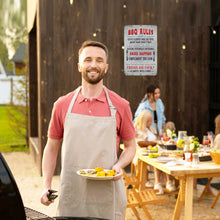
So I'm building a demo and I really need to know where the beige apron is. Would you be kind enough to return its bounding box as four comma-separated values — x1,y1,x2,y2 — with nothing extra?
58,86,127,220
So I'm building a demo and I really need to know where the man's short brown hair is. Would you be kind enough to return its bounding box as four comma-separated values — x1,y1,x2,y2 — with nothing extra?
78,40,109,59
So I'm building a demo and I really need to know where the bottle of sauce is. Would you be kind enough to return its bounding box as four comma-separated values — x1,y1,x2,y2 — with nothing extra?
183,144,190,160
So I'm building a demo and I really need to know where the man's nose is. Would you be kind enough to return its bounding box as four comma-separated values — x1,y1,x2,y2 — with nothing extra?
90,60,98,67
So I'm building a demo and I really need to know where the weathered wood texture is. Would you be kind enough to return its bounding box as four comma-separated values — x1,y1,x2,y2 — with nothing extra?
209,23,220,131
28,0,212,174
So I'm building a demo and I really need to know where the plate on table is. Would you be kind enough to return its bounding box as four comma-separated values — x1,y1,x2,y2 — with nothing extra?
155,157,175,163
199,155,212,161
198,152,212,161
76,169,120,180
137,141,157,148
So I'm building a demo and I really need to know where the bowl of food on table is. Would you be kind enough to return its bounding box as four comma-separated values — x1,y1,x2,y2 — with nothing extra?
158,139,177,150
210,150,220,164
137,140,157,148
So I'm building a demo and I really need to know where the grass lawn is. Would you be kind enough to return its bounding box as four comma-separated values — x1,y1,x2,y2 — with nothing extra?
0,105,28,152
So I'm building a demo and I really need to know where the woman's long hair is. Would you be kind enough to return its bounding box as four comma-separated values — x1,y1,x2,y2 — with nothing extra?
215,114,220,136
134,110,153,131
141,84,159,102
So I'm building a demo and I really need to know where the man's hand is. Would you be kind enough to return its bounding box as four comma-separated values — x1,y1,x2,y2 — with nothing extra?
40,189,54,206
112,164,123,181
41,138,61,206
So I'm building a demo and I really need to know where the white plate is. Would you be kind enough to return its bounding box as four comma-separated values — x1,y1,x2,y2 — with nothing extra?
175,160,185,165
155,157,175,163
165,160,185,166
76,169,120,180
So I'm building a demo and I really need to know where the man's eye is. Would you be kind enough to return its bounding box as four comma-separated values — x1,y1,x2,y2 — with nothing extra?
85,58,91,62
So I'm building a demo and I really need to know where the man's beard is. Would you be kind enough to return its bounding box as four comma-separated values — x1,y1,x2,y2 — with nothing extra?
82,68,106,84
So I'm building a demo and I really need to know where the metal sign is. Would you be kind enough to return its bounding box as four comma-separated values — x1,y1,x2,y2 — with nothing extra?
124,25,157,76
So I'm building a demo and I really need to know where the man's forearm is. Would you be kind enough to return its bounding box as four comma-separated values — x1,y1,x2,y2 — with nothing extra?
117,138,136,169
42,139,61,189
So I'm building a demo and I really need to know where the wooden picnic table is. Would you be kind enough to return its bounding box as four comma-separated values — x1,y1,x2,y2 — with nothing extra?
136,149,220,220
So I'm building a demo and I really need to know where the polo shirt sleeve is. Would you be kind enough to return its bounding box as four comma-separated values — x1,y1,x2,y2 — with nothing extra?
47,101,64,140
118,101,136,141
47,91,75,139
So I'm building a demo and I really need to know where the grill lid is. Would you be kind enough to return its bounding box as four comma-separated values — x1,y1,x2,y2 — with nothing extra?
0,152,26,220
25,207,55,220
0,153,109,220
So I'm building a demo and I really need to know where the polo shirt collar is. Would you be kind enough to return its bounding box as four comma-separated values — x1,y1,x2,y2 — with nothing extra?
78,89,106,103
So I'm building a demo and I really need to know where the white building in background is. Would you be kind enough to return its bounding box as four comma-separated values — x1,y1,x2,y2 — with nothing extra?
0,60,24,105
0,43,27,105
0,60,11,104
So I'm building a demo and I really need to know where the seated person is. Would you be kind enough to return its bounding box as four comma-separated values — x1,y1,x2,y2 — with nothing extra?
208,114,220,150
162,121,177,141
163,121,176,134
135,110,157,142
195,114,220,195
134,110,176,194
213,135,220,150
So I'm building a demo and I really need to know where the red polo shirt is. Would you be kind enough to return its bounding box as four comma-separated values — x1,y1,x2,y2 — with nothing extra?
48,87,135,152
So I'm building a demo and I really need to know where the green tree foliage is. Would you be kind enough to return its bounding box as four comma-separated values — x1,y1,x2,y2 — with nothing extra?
0,0,29,148
0,0,27,59
0,39,9,68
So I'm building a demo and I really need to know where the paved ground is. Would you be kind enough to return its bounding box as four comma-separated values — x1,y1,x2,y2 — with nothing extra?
2,151,220,220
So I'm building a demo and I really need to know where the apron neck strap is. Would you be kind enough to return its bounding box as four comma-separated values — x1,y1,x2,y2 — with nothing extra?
67,86,81,113
67,86,117,117
103,86,117,117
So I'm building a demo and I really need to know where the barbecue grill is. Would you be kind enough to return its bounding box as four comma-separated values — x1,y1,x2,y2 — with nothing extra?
0,152,107,220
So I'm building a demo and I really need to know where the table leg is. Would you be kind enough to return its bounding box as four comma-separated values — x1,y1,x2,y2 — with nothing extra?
184,176,193,220
172,177,185,220
198,177,213,201
138,159,147,191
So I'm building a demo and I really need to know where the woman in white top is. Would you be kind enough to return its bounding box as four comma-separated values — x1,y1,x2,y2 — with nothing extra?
208,114,220,150
196,114,220,195
134,110,176,194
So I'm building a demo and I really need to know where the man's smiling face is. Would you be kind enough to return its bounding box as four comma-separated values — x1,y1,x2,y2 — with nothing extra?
78,46,109,84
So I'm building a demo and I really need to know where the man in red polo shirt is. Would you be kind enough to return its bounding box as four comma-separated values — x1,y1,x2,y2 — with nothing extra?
40,40,136,220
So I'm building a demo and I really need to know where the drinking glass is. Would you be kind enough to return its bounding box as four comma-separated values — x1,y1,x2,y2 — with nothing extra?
192,153,199,168
184,136,191,146
178,131,187,140
184,152,191,167
202,135,209,146
163,133,170,142
159,129,163,140
183,136,191,152
203,135,210,153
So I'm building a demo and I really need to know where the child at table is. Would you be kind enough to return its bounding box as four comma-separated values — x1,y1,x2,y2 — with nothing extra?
134,110,157,142
163,121,176,134
134,110,176,194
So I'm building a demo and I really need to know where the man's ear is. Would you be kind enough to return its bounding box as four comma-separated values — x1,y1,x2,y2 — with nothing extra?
78,63,81,72
105,64,109,74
